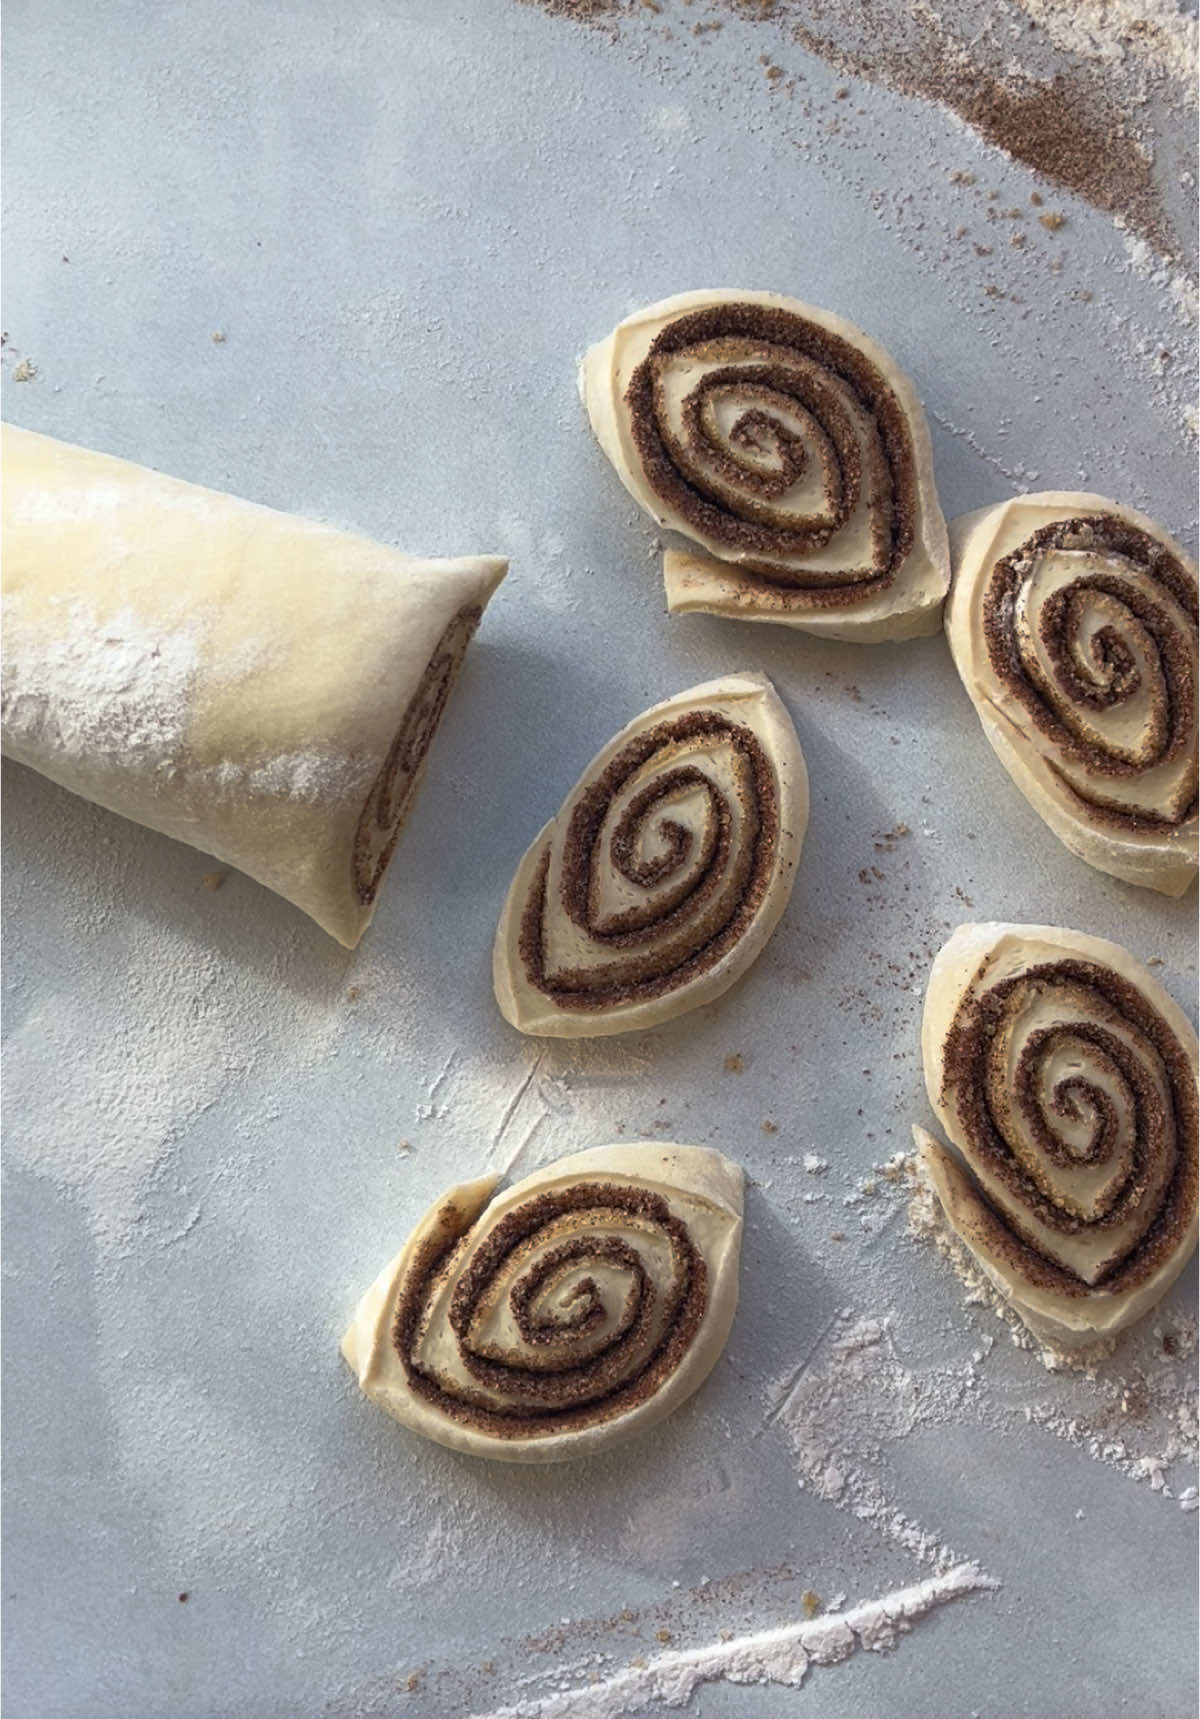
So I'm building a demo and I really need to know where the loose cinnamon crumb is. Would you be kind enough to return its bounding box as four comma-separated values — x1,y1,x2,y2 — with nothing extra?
723,1052,744,1074
802,1591,821,1617
1039,211,1067,230
762,1119,779,1134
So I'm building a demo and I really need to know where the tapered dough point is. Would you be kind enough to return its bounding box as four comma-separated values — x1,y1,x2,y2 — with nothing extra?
492,672,809,1037
1,426,507,944
580,289,950,641
341,1143,744,1462
917,921,1199,1349
946,492,1198,896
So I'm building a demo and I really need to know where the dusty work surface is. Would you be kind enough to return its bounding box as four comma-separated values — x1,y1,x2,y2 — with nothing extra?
3,2,1197,1715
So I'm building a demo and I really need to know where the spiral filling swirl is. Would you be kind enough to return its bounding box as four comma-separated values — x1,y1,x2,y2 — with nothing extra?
983,515,1198,829
518,711,779,1010
624,303,917,600
353,604,483,903
942,958,1197,1298
392,1182,709,1438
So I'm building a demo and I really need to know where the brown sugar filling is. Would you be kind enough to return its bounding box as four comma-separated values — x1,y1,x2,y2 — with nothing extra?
352,605,483,905
940,958,1198,1300
982,515,1198,832
624,302,918,610
517,711,780,1012
391,1182,709,1441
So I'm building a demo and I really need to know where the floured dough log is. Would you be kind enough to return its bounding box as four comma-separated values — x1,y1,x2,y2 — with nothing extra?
916,922,1198,1349
1,427,506,945
947,492,1198,896
493,673,808,1037
580,290,950,642
341,1143,744,1462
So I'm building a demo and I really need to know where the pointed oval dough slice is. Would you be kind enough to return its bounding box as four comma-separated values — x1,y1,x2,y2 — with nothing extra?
492,672,808,1037
946,492,1198,896
340,1142,744,1462
916,921,1198,1349
1,426,507,945
580,289,950,642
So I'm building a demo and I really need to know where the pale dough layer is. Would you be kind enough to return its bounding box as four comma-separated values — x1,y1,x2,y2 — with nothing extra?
580,289,950,642
341,1143,744,1463
1,427,506,944
918,922,1199,1348
492,672,808,1038
946,492,1198,897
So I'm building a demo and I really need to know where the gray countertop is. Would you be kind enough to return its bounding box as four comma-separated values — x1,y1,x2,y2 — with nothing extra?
3,3,1197,1715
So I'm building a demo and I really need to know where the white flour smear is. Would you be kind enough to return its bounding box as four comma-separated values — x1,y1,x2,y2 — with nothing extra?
470,1564,993,1719
765,1152,1199,1556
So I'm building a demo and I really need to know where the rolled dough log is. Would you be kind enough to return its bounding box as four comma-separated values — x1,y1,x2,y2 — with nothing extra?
1,426,507,945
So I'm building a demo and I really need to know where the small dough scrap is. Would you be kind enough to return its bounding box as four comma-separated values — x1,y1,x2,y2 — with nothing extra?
946,491,1198,896
580,289,950,642
341,1142,744,1462
917,921,1198,1348
1,426,507,944
492,672,808,1037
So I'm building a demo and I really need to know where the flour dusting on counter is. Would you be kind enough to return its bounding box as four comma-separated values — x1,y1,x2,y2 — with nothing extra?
470,1563,993,1718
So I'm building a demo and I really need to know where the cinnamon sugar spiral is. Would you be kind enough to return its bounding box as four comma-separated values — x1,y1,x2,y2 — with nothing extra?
493,676,807,1036
982,515,1198,830
921,926,1198,1343
520,713,777,1006
395,1181,710,1442
353,604,483,904
341,1145,744,1460
624,301,918,600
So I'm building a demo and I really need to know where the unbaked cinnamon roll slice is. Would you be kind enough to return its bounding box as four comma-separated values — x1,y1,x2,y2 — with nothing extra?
580,290,950,642
340,1143,744,1462
492,673,808,1037
947,493,1198,896
916,923,1198,1349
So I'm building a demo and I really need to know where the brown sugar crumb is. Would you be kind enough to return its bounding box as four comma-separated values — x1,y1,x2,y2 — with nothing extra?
765,63,785,81
802,1591,822,1618
724,1052,745,1074
655,1629,672,1643
405,1672,423,1694
873,823,909,849
201,872,225,891
1039,212,1067,231
950,170,976,185
762,1119,779,1134
1030,191,1044,205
